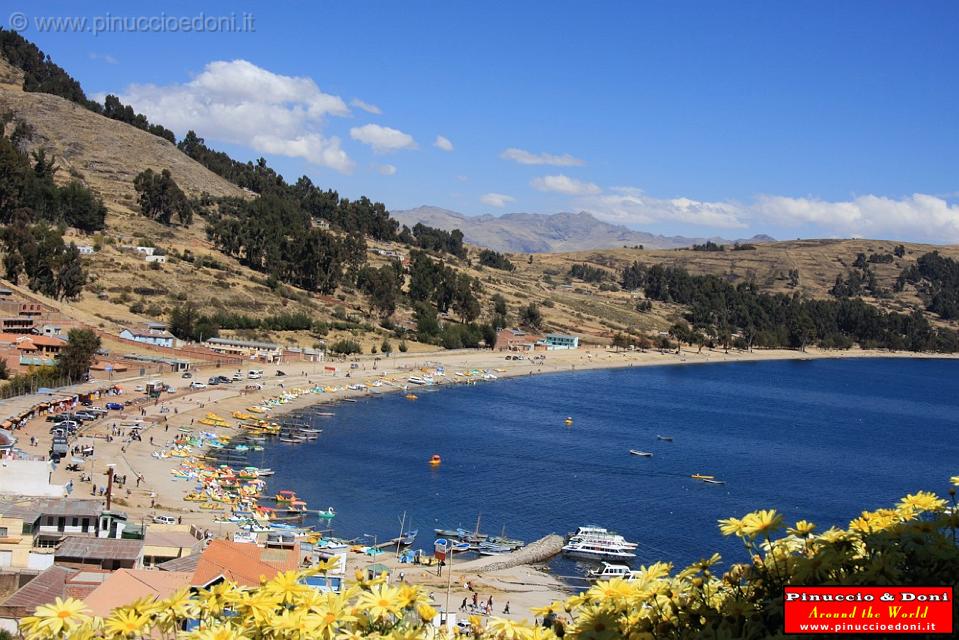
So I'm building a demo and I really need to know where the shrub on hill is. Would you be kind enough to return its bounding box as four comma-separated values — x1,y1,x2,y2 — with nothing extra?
133,169,193,226
622,262,959,353
897,251,959,320
478,249,515,271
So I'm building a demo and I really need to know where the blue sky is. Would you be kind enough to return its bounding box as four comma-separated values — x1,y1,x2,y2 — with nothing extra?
11,1,959,241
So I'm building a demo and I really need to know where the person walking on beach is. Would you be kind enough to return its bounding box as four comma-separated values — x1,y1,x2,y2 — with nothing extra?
472,592,478,608
487,595,493,611
503,601,510,614
460,597,467,611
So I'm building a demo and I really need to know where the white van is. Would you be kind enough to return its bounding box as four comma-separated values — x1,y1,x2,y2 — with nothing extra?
248,370,263,380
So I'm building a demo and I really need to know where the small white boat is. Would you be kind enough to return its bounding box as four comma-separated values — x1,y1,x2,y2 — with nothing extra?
656,435,673,442
629,450,653,457
587,562,634,580
702,478,726,485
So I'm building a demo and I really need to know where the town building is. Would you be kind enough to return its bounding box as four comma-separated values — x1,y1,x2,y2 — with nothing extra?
494,328,542,351
37,324,64,338
0,566,108,634
205,337,282,362
0,334,68,367
54,537,144,571
158,539,300,588
539,333,580,350
0,460,65,498
83,569,193,617
119,325,176,348
141,526,200,567
281,347,324,362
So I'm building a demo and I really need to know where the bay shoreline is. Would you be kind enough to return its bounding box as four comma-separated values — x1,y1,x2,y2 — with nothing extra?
17,346,959,618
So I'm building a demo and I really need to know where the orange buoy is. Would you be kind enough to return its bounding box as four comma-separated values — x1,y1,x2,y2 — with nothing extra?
429,454,442,466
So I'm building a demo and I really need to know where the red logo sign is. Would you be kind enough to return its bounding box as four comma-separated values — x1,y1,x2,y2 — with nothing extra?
784,586,953,634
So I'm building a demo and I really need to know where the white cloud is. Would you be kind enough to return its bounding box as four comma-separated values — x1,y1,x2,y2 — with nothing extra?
349,124,417,153
577,188,959,239
578,187,747,229
501,147,584,166
89,52,118,64
481,193,515,208
351,98,382,115
252,134,351,173
753,193,959,241
531,174,601,196
377,164,397,176
112,59,354,172
434,135,454,152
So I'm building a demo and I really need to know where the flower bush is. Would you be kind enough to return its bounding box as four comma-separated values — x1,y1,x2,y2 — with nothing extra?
19,482,959,639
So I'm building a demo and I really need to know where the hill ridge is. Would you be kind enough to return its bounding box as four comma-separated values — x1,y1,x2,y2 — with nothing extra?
393,205,773,253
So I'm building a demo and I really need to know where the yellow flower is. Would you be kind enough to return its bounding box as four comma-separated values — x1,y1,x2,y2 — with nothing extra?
197,581,236,616
718,517,747,537
850,509,898,534
787,520,816,537
103,609,151,638
568,605,621,640
304,592,357,640
416,603,438,623
270,608,306,635
188,624,251,640
587,577,636,604
898,491,947,513
226,589,280,625
951,475,959,487
354,583,404,620
262,569,311,603
694,552,722,571
25,597,93,636
487,616,533,639
397,583,427,608
741,509,783,537
530,601,562,618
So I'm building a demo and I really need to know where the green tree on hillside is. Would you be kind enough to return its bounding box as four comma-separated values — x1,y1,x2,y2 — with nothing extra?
133,168,193,225
520,303,543,330
57,329,100,383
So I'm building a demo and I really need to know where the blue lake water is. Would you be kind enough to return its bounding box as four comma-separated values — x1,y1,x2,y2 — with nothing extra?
253,358,959,581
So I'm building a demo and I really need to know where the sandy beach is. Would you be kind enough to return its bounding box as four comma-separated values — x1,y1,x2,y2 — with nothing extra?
12,344,958,616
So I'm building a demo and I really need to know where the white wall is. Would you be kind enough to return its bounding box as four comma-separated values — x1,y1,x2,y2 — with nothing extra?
27,551,54,570
0,460,65,497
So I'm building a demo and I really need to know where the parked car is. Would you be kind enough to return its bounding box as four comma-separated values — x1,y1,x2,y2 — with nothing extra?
74,412,96,421
215,375,232,384
181,371,193,379
207,377,219,385
153,515,176,525
106,402,124,410
191,381,208,389
165,386,177,393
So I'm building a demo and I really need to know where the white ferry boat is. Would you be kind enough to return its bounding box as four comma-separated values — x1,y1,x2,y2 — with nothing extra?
562,538,636,560
567,526,638,549
587,562,635,580
563,526,637,560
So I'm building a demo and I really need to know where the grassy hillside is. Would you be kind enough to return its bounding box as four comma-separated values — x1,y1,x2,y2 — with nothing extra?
0,46,957,353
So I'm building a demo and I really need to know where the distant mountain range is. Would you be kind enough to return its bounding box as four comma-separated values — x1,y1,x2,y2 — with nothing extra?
391,206,775,253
